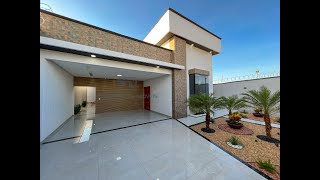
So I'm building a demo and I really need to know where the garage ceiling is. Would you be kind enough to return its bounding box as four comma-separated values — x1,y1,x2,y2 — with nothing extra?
50,59,168,81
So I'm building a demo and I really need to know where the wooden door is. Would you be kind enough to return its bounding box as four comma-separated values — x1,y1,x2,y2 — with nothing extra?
144,86,150,110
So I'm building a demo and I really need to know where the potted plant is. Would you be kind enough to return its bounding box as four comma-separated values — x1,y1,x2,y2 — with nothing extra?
227,112,243,129
242,86,280,139
82,100,87,107
74,104,81,115
188,93,223,133
253,107,263,117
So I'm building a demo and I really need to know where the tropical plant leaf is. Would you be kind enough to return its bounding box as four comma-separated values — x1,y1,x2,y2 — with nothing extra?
220,95,247,114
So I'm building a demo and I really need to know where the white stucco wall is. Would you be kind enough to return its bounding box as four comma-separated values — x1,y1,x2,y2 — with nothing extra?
87,87,96,103
186,44,213,115
74,86,87,105
213,77,280,116
144,11,170,45
169,10,221,53
40,55,74,142
143,10,221,53
143,75,172,117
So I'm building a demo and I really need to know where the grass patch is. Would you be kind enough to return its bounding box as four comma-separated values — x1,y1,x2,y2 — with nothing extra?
274,117,280,123
227,136,243,146
240,113,247,118
256,159,276,174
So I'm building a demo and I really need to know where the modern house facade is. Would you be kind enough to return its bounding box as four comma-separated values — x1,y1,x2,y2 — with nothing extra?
40,8,221,142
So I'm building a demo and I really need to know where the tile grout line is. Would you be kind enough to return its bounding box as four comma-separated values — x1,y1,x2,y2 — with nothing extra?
42,118,172,145
174,118,273,180
42,136,81,145
90,118,172,135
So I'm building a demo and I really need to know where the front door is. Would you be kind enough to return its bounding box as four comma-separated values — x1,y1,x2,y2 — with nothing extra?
144,86,150,110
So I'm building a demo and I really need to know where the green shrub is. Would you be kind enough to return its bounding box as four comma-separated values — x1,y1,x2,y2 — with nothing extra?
240,113,247,118
232,112,247,118
227,136,243,146
254,107,263,113
82,100,87,107
256,159,276,174
275,117,280,123
74,104,81,114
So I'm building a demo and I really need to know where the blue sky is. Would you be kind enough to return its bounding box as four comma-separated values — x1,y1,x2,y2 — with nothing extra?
41,0,280,81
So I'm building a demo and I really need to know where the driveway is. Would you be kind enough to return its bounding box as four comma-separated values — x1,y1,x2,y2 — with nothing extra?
41,115,265,180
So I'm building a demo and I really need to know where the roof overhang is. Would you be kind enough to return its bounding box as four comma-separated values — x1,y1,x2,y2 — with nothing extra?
144,8,221,54
40,36,184,70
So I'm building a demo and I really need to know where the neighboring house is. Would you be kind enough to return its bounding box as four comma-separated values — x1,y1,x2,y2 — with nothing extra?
40,8,221,141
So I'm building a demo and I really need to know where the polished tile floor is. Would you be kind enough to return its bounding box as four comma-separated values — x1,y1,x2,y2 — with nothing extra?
41,114,266,179
43,104,170,143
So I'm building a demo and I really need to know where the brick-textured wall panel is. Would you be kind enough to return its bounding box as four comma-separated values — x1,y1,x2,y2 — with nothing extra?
171,36,187,119
40,12,173,63
74,77,143,113
188,68,210,76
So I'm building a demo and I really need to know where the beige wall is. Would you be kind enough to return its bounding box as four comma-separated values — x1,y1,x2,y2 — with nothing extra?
170,36,188,118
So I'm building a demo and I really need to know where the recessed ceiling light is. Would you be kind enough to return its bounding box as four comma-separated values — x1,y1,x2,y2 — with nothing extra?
117,74,122,77
156,66,160,68
91,54,96,58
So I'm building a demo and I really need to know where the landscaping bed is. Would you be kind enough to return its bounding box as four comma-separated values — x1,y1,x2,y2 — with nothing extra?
246,113,279,123
248,162,280,180
191,117,280,178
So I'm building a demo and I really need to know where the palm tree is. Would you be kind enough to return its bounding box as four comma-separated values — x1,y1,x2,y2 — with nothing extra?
188,93,223,133
242,86,280,139
221,95,247,115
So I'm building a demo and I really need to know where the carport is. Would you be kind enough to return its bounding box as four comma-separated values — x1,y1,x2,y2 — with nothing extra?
40,36,183,143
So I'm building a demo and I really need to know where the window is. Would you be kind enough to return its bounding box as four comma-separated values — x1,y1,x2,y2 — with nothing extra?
189,74,209,95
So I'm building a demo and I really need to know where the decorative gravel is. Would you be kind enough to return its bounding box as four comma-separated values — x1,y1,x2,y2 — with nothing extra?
218,124,254,135
245,113,278,123
248,162,280,180
191,117,280,166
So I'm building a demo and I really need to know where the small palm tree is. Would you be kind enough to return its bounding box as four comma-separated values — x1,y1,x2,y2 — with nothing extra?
221,95,247,115
188,93,223,132
242,86,280,139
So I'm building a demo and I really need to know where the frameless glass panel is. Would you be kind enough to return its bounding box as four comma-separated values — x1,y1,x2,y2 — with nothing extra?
194,74,209,95
189,74,195,95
